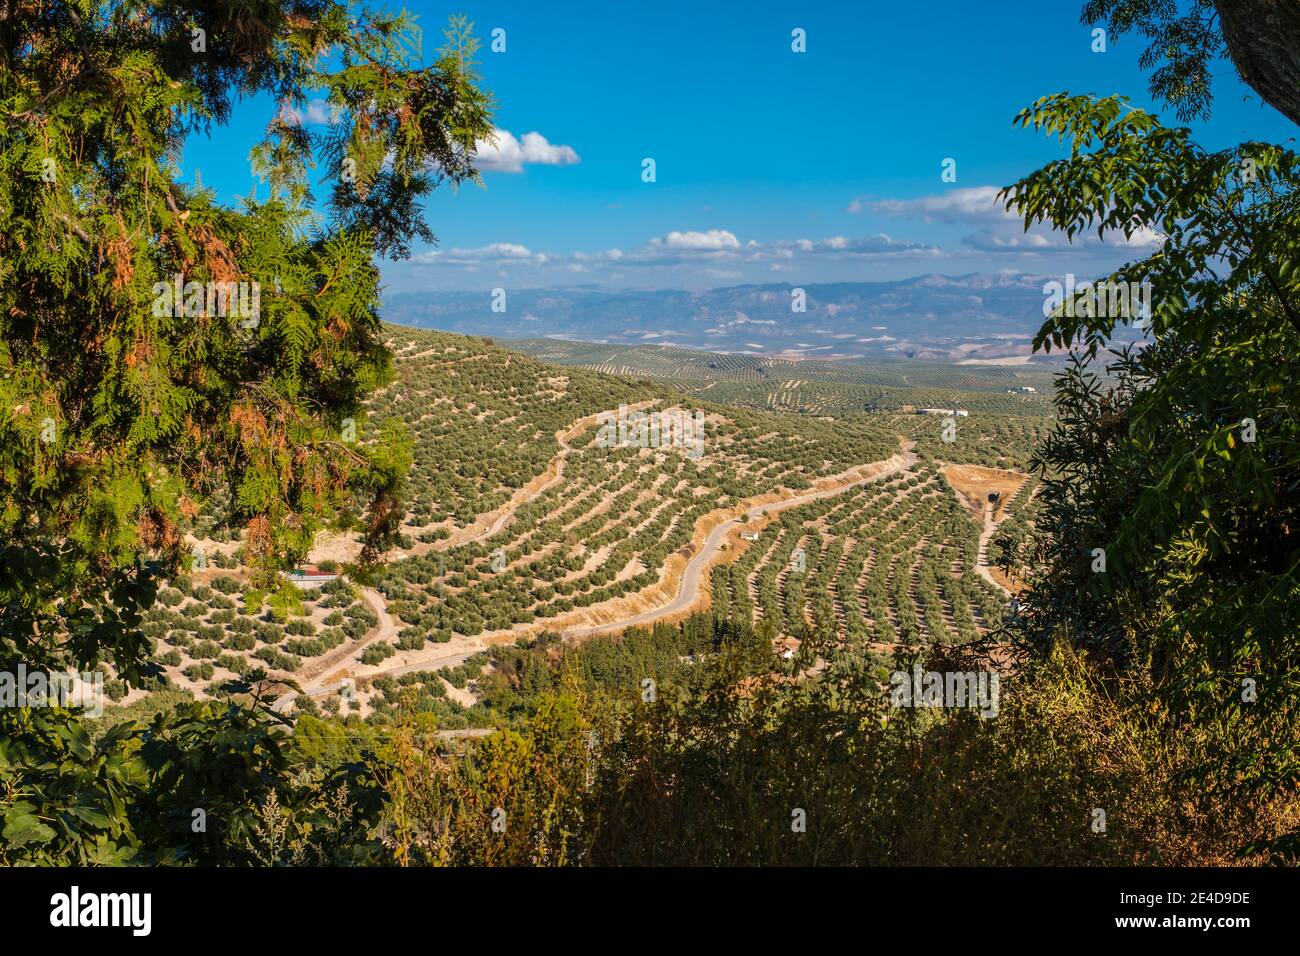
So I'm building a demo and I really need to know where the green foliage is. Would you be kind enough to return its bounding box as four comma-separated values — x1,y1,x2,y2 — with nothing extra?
1,697,384,865
363,619,1288,866
267,583,306,622
0,1,492,681
1002,93,1300,856
1080,0,1223,122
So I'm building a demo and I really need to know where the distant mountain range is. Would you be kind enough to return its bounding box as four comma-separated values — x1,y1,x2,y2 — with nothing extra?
382,273,1140,363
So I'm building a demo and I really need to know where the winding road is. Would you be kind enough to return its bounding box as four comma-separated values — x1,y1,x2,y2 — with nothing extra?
280,440,920,706
269,585,400,713
561,442,917,638
273,403,656,710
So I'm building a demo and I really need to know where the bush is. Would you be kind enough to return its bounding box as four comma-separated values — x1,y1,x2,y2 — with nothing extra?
360,642,396,666
253,647,301,672
242,589,266,616
226,632,256,652
217,654,247,675
286,638,324,657
268,585,306,622
255,622,284,645
398,629,426,651
182,662,215,681
319,627,347,646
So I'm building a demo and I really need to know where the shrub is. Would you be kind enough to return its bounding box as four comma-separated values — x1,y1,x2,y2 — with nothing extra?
360,642,396,666
286,638,324,658
255,622,284,645
226,632,256,652
210,576,240,594
253,647,301,672
398,629,426,651
182,662,215,681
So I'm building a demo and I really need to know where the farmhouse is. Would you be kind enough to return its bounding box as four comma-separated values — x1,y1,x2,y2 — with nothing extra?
1007,386,1037,394
916,408,969,417
281,566,340,589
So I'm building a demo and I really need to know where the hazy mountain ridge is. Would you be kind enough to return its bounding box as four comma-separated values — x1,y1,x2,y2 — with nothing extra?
383,273,1138,362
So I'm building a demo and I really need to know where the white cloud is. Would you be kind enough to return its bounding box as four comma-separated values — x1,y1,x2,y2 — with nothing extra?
963,229,1060,252
765,234,937,259
1117,225,1165,247
861,186,1011,225
607,229,936,267
474,128,580,173
663,229,740,251
413,242,543,266
404,226,939,283
866,185,1164,255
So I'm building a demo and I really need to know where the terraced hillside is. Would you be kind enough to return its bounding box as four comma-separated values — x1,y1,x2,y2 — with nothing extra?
710,461,1010,648
110,325,1042,718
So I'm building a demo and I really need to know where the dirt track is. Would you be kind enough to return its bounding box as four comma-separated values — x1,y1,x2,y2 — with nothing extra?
291,440,920,705
402,401,658,556
566,442,918,638
220,411,932,713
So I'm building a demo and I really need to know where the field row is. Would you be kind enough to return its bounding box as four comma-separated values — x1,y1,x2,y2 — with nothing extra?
711,462,1007,647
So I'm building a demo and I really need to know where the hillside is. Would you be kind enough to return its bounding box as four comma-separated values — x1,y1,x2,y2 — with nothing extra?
505,337,1058,420
113,324,1041,719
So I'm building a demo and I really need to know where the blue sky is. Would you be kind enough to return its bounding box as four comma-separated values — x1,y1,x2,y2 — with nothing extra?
187,0,1294,293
